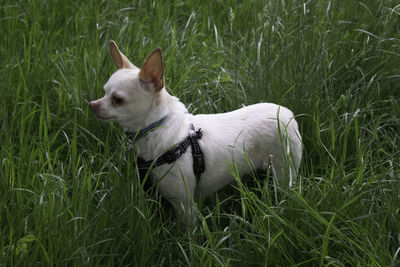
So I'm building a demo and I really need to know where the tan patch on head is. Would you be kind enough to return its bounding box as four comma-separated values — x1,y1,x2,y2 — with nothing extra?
154,93,162,106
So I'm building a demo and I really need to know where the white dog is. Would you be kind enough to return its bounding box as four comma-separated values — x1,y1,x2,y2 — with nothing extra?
90,41,302,226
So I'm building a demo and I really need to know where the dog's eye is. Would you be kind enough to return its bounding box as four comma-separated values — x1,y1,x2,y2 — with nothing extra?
112,96,124,106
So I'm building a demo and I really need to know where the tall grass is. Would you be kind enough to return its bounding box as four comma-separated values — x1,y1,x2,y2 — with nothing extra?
1,0,399,265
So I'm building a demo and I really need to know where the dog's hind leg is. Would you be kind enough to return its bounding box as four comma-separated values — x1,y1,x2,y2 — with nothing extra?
266,148,296,188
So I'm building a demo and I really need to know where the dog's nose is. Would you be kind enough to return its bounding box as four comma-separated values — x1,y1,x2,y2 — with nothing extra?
89,101,98,111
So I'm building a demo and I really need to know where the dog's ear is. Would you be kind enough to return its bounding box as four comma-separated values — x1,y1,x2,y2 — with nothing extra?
109,40,136,69
139,48,164,92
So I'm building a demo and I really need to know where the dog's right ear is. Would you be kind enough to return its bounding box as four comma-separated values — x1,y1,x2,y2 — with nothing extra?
109,40,136,69
139,48,164,92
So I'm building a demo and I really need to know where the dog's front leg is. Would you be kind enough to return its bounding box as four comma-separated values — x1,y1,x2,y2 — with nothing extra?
158,172,198,229
168,197,197,230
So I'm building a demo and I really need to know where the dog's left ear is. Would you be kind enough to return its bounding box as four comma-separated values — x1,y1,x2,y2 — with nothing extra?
139,48,164,92
109,40,137,69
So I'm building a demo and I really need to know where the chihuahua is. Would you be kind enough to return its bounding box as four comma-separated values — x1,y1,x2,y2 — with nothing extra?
90,41,302,226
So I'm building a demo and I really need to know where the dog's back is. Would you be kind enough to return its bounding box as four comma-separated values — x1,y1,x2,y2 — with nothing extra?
191,103,302,197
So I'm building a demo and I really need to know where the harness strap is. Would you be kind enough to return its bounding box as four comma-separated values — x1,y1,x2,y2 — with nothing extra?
136,124,205,188
188,125,205,181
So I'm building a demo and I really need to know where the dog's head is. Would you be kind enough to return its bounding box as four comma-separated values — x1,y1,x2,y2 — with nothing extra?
89,41,164,129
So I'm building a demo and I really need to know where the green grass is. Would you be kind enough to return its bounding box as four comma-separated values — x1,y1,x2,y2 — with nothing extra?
1,0,400,265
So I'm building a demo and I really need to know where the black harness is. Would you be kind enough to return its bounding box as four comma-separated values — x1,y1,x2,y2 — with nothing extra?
126,120,205,190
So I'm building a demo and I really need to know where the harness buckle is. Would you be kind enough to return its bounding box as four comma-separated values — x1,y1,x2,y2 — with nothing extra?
190,129,205,175
192,150,205,174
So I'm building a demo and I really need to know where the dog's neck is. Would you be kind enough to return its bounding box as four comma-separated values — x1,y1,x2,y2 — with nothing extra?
123,89,183,131
127,88,192,160
125,115,168,143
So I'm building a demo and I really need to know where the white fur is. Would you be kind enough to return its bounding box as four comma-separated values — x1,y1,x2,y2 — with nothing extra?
90,43,302,226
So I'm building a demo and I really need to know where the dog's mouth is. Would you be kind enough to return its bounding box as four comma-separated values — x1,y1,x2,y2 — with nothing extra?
89,109,114,121
94,114,114,121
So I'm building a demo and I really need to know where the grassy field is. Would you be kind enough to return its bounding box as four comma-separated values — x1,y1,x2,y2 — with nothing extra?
1,0,400,265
